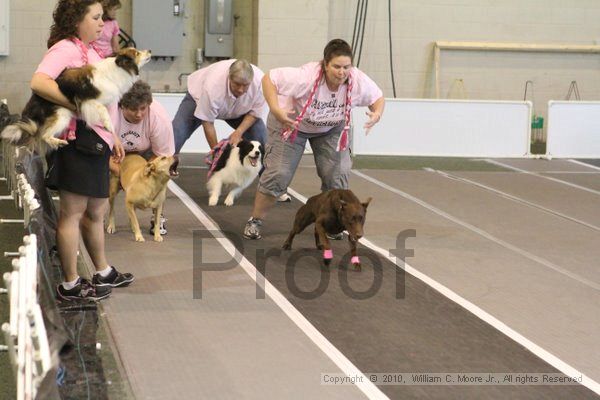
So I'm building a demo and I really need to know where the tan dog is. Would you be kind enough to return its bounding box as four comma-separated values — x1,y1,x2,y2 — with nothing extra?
107,154,174,242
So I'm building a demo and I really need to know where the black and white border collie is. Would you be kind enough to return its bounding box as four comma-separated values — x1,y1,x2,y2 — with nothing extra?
207,140,263,206
1,48,151,150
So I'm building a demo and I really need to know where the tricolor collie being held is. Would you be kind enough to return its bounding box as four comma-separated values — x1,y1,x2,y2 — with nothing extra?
206,140,263,206
1,48,151,150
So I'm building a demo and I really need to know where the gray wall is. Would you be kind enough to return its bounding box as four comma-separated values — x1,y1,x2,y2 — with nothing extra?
0,0,256,111
2,0,599,132
256,0,600,127
327,0,600,104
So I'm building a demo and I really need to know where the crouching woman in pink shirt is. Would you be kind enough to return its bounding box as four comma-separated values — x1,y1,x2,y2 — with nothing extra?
108,80,175,235
243,39,385,240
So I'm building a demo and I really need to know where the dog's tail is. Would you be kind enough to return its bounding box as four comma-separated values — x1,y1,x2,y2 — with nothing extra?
1,119,38,146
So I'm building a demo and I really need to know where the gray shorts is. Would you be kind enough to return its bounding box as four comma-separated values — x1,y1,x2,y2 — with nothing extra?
258,113,351,197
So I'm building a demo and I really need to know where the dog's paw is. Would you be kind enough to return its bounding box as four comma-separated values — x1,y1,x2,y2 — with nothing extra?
46,137,68,149
208,196,218,206
106,225,116,234
322,248,333,267
224,196,235,206
282,242,291,250
351,256,361,271
154,235,163,242
134,234,145,242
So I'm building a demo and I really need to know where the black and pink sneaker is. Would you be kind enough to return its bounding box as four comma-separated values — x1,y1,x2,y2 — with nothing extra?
92,266,134,288
56,278,111,301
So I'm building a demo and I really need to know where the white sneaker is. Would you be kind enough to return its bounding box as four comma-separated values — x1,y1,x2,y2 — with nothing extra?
277,193,291,202
326,232,344,240
149,215,167,235
243,217,263,239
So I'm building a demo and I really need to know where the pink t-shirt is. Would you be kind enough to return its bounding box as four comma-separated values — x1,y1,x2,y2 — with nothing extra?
187,59,266,122
35,39,115,148
95,19,120,58
270,62,383,134
109,101,175,156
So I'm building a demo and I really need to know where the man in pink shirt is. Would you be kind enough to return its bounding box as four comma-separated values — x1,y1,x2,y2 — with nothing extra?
171,59,267,175
109,81,175,235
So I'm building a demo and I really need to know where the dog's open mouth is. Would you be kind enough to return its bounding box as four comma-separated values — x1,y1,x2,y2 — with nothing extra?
249,155,259,167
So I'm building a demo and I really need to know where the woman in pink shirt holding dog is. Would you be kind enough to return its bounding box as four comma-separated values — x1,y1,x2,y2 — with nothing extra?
243,39,385,240
32,0,133,301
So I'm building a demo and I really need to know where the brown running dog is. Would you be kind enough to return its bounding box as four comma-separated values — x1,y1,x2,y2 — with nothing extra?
106,154,174,242
282,189,371,270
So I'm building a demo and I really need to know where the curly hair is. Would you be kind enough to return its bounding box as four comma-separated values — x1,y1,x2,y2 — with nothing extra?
101,0,121,21
119,81,153,110
47,0,102,48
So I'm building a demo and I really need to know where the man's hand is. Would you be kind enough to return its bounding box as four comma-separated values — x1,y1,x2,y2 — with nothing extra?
364,111,381,135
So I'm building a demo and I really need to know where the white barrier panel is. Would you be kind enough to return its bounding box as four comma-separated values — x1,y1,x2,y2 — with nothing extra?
546,101,600,158
351,99,532,157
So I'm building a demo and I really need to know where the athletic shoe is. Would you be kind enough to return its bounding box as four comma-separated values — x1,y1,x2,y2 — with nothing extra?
243,217,263,239
56,278,111,301
326,232,344,240
149,214,167,235
92,266,134,288
277,193,291,202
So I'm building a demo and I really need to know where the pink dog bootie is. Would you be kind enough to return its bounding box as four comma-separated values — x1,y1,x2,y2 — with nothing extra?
323,249,333,266
351,256,361,271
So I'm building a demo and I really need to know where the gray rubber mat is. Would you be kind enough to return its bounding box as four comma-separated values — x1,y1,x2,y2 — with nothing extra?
446,171,600,227
175,169,597,399
542,173,600,192
290,168,599,383
359,170,600,285
103,189,367,399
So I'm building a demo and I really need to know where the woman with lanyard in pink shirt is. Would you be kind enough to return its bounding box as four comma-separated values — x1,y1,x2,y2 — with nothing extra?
243,39,385,240
33,0,133,301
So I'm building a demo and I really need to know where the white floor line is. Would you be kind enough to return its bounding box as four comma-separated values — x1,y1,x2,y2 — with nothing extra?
167,180,387,400
352,169,600,291
177,164,316,170
568,159,600,172
535,171,600,174
484,159,600,196
426,168,600,232
287,183,600,396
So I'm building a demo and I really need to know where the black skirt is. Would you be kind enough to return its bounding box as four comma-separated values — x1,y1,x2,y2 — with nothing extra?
50,125,111,198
